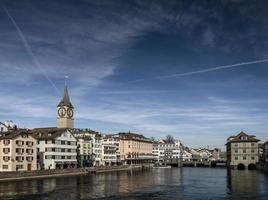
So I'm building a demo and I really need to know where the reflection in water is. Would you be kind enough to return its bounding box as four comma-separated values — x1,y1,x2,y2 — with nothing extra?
0,168,267,200
227,170,268,199
0,178,56,198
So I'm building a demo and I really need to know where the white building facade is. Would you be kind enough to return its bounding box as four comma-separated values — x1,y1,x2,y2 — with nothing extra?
33,128,77,169
153,140,184,163
0,121,17,133
102,144,117,166
103,135,121,165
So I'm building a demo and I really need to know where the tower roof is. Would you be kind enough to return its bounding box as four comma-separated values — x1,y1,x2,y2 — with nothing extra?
57,86,74,108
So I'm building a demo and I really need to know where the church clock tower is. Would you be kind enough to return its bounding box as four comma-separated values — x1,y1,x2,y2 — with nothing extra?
57,86,74,128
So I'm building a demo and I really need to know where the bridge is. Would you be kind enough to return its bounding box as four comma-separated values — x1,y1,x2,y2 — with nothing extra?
157,159,227,167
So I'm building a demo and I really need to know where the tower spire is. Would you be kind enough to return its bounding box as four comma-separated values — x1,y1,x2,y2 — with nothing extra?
57,85,74,108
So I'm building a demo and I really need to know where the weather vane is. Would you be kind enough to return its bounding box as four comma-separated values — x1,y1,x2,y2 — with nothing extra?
65,75,69,86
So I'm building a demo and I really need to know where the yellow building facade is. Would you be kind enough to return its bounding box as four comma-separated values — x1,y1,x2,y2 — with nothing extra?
0,131,37,171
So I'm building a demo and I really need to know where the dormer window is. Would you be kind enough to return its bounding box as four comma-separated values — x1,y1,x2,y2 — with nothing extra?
241,136,247,140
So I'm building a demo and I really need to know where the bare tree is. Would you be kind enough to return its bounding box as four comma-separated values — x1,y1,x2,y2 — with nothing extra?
166,135,174,144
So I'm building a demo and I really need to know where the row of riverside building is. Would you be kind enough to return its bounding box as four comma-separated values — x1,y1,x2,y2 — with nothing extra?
0,86,155,171
0,86,267,171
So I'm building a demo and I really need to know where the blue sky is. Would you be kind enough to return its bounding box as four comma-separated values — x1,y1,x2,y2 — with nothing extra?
0,0,268,149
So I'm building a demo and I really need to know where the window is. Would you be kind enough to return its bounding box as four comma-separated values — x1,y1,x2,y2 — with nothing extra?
3,156,10,162
3,140,10,145
26,141,33,146
47,140,53,144
15,156,23,162
2,165,8,169
235,149,238,153
251,143,255,146
16,165,23,169
243,149,246,153
3,148,10,154
26,149,33,154
243,156,247,160
251,157,255,160
16,148,24,154
235,156,238,160
242,136,248,140
251,150,255,153
26,156,33,162
61,140,65,145
45,155,52,159
16,140,24,146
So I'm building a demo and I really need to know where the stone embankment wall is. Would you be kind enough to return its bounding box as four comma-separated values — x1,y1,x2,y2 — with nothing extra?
0,168,87,181
0,164,153,181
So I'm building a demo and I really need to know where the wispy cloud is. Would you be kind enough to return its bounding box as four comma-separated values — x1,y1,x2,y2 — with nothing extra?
3,6,60,94
127,59,268,83
1,1,268,148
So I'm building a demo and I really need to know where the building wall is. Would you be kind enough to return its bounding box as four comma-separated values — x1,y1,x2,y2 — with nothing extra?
0,135,37,172
120,139,153,163
102,144,117,165
153,141,192,163
265,141,268,163
227,142,259,167
56,106,74,128
77,139,92,155
77,138,92,167
73,132,103,166
37,131,77,169
0,124,8,133
82,133,103,166
157,141,181,162
103,136,121,164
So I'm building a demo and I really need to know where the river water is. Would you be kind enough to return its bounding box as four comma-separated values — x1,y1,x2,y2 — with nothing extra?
0,168,267,200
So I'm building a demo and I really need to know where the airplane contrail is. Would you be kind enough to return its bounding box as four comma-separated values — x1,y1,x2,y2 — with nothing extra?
128,59,268,83
3,6,60,94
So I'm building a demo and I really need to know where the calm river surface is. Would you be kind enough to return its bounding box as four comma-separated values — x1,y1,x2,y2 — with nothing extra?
0,168,267,200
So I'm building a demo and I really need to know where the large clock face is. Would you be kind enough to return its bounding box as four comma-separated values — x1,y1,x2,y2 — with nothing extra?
58,107,66,117
67,108,74,118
